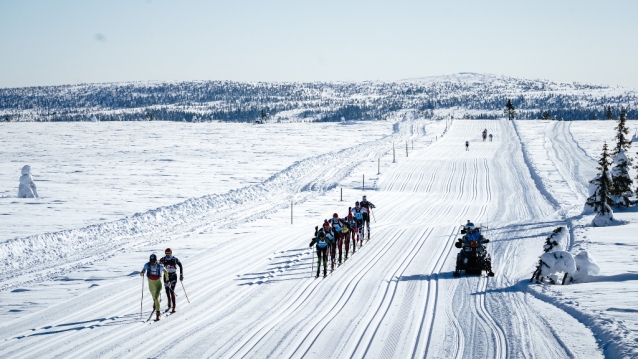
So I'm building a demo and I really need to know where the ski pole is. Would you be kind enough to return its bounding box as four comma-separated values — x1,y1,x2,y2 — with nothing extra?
370,208,376,223
140,275,144,320
180,280,191,304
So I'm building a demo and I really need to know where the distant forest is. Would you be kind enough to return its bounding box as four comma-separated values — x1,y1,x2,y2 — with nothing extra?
1,75,636,122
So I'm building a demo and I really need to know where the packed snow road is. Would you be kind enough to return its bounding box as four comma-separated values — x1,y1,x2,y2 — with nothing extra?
0,120,603,358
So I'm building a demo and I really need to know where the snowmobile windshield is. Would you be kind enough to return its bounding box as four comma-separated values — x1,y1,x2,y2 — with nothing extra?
467,231,480,242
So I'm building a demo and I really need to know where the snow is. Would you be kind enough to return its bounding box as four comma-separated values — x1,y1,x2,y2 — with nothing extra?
17,165,38,198
0,117,636,358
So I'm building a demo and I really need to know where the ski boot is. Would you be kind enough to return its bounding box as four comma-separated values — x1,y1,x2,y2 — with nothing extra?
155,311,161,321
172,306,176,313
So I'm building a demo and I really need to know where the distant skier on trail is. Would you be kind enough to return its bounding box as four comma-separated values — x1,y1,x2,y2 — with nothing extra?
346,210,359,253
360,195,376,240
329,213,345,264
465,141,469,151
309,229,329,277
482,129,487,142
489,134,493,142
140,254,168,321
159,248,183,313
351,202,367,247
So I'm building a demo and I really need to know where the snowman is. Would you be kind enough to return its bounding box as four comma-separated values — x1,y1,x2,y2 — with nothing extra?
18,165,38,198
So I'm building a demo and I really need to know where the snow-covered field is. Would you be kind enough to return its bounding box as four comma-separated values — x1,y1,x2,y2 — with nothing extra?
0,118,636,358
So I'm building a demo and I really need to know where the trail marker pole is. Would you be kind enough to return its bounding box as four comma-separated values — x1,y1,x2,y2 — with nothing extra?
291,199,293,224
363,174,365,191
393,142,396,163
406,141,408,157
378,158,380,175
340,188,343,201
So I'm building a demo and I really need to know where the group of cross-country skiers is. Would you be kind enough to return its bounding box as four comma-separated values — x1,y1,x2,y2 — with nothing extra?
309,195,377,278
465,128,493,151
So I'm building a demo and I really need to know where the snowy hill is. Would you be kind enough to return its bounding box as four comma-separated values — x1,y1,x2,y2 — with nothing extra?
1,73,636,122
1,117,637,357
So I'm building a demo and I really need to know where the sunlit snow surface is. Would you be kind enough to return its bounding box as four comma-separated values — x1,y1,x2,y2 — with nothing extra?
0,121,393,241
0,119,636,358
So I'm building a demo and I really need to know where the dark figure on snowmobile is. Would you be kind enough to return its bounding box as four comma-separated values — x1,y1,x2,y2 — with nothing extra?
453,221,495,277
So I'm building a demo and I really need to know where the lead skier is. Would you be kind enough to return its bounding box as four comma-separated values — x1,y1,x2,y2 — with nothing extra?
360,195,376,239
159,248,183,313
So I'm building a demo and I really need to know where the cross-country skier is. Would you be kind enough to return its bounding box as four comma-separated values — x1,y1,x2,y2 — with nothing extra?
489,134,493,142
329,213,345,264
351,202,367,247
140,254,168,321
465,141,469,151
482,129,487,142
322,220,337,271
341,215,351,259
159,248,183,313
360,195,376,239
346,211,359,253
309,230,329,277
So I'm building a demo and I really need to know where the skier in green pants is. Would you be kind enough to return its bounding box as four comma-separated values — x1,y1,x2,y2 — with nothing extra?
140,253,168,321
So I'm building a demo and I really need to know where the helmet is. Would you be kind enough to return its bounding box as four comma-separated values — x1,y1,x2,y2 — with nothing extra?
165,248,172,255
355,201,360,206
149,254,157,263
333,213,339,218
466,222,475,231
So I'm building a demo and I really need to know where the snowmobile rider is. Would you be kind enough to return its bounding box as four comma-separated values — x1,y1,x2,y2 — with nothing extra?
360,195,376,239
309,228,329,277
159,248,183,313
459,221,489,247
140,253,168,321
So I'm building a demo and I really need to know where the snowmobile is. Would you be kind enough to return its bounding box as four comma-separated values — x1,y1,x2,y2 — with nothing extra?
453,222,495,277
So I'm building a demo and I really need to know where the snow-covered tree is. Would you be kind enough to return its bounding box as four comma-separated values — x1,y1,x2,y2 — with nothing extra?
586,142,614,226
504,99,516,120
610,149,633,208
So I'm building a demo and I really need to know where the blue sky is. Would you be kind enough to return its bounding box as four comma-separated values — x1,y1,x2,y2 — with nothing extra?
1,0,636,88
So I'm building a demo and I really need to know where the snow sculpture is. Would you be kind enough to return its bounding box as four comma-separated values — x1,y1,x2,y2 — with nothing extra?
18,165,38,198
571,251,600,282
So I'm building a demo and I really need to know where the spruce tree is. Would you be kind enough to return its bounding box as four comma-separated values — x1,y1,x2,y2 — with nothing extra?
612,107,631,156
605,106,614,120
504,99,516,121
542,111,551,120
610,149,633,208
586,142,614,216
